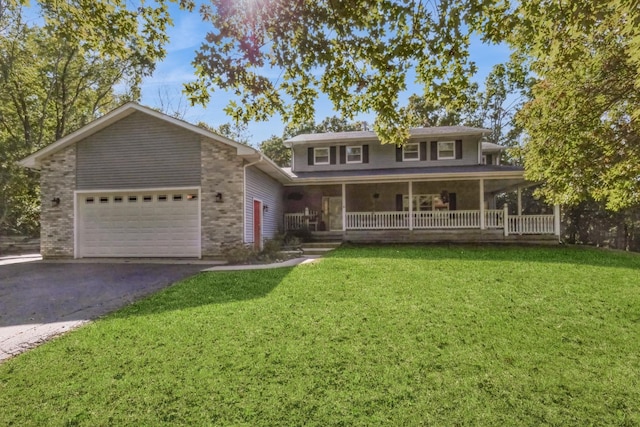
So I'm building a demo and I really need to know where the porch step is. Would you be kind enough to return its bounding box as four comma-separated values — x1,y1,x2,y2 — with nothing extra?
301,241,342,249
301,241,342,256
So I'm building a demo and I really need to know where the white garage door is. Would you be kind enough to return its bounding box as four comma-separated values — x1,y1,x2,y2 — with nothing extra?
77,190,200,257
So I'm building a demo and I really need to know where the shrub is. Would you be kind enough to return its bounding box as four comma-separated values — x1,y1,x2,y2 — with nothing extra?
221,243,257,264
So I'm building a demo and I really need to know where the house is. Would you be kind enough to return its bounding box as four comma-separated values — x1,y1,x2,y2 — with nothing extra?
20,103,559,259
280,128,560,242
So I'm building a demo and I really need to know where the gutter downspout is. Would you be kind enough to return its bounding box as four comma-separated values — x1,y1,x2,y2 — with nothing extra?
243,155,264,244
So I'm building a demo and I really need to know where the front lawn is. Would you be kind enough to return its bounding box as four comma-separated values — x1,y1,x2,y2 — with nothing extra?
1,245,639,425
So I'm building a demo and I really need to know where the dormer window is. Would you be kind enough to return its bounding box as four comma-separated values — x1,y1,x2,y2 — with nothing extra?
346,146,362,163
403,143,419,161
437,141,456,160
314,147,330,165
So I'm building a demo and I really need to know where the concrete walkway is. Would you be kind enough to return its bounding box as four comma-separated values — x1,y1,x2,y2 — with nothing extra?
202,256,321,271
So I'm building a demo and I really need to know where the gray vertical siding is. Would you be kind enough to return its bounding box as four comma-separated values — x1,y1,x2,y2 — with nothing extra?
291,137,480,172
77,112,201,189
245,166,284,243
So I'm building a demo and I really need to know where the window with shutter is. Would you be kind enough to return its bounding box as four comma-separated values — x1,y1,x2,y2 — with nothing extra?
346,146,362,163
437,141,455,160
403,143,419,161
314,147,330,165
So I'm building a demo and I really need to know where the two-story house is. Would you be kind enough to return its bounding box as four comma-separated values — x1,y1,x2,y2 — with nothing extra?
281,127,560,242
20,103,558,259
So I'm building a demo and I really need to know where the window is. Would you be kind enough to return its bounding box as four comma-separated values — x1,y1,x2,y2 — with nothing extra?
314,147,330,165
128,196,137,202
346,146,362,163
143,195,153,202
158,195,168,202
173,194,183,201
403,143,419,161
85,197,95,204
99,197,109,204
187,194,198,201
438,141,455,160
114,196,123,203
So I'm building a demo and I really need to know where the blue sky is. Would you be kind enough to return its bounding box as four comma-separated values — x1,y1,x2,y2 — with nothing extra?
140,3,512,146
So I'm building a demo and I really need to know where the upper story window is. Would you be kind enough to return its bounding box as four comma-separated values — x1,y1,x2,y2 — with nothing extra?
314,147,330,165
346,146,362,163
403,143,420,161
437,141,456,160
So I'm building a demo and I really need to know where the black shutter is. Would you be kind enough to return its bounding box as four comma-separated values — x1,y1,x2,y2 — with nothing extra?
308,147,314,165
362,145,369,163
339,146,346,164
396,146,403,162
430,141,437,160
455,140,463,159
395,194,403,211
330,146,336,164
449,193,457,211
420,141,427,161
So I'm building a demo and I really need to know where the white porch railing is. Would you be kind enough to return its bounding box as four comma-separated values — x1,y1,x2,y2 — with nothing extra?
284,213,306,230
346,212,407,229
413,210,479,229
284,210,557,236
485,210,504,229
508,215,554,234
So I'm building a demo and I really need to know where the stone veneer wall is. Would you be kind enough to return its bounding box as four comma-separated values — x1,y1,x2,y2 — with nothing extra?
40,145,76,258
200,137,245,256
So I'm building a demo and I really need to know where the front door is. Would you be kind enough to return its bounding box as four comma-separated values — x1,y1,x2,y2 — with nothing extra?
328,197,343,231
253,200,262,250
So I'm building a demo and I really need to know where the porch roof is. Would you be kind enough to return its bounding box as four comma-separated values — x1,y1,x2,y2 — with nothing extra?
282,164,525,184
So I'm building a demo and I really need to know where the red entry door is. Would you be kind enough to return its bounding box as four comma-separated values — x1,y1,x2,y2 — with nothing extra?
253,200,262,250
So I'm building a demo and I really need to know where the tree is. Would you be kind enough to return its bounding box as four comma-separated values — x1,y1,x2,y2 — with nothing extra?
186,0,486,144
509,2,640,211
259,136,290,167
0,8,160,234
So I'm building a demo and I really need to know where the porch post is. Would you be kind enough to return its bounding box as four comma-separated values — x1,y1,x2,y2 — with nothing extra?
479,178,485,230
503,204,509,236
553,204,561,237
517,186,522,216
408,181,413,231
341,183,346,232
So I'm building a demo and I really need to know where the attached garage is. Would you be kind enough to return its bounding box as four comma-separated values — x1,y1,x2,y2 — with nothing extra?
19,102,290,259
77,189,200,257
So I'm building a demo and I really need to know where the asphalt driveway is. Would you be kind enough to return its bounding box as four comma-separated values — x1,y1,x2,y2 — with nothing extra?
0,259,207,361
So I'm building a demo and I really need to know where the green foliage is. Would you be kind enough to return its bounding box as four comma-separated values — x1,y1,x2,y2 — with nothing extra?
221,239,287,264
1,1,179,234
221,242,257,264
511,2,640,210
186,0,483,145
1,246,640,425
259,135,290,167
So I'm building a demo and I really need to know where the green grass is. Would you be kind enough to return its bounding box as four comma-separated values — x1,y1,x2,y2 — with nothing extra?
1,245,640,426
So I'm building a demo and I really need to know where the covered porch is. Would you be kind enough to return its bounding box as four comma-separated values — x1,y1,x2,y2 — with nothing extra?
283,178,560,242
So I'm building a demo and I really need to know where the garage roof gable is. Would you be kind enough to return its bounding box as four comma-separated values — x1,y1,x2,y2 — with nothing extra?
18,103,288,183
